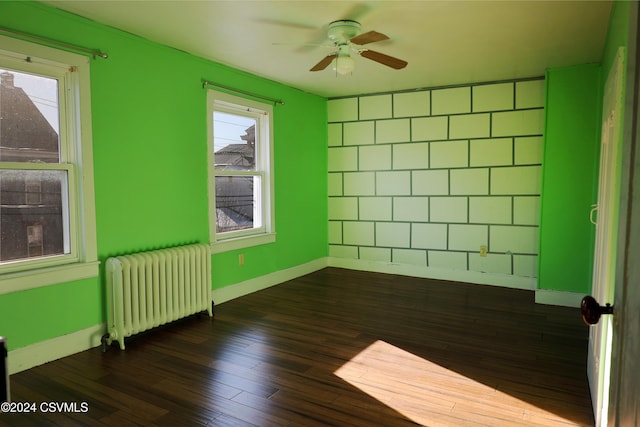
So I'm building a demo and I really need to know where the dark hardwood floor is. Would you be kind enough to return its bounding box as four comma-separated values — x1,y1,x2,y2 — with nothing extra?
3,268,595,426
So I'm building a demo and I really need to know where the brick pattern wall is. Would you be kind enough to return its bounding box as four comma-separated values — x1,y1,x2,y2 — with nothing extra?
327,80,544,278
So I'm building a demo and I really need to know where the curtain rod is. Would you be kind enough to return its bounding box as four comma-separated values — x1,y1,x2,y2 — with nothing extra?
202,80,284,105
0,26,108,59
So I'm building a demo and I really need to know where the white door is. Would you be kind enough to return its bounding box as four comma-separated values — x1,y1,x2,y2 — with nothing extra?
588,47,625,427
608,7,640,420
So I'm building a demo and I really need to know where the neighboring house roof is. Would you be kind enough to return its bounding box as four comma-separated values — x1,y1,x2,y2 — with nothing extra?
0,71,59,162
214,124,256,170
216,207,252,232
214,143,254,170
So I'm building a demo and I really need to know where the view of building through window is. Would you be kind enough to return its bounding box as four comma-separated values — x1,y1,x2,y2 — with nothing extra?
213,111,259,233
0,69,66,263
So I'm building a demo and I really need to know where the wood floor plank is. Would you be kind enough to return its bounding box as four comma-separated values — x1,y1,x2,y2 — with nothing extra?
3,268,595,426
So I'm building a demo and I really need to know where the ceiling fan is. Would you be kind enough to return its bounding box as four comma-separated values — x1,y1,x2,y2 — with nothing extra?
310,20,408,75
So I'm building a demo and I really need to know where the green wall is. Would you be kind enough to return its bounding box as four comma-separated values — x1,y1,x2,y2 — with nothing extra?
538,1,632,295
0,1,327,350
538,64,601,293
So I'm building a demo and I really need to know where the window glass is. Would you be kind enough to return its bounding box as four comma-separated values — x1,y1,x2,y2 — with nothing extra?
214,112,256,172
0,169,69,263
214,175,260,233
0,70,60,163
0,68,71,268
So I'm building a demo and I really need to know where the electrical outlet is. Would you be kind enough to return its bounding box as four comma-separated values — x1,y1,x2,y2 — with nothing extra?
479,245,488,257
238,254,245,266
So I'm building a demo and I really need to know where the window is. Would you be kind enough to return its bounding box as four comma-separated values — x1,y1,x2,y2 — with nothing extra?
206,91,274,252
27,224,44,257
0,35,97,292
25,178,42,205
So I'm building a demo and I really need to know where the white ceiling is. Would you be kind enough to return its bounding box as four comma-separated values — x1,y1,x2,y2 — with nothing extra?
43,0,613,98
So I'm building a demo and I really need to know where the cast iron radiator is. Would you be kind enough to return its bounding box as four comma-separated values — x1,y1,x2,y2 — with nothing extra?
104,243,212,350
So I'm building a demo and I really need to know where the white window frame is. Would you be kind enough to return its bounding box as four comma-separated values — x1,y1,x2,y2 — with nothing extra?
206,90,275,253
0,35,98,294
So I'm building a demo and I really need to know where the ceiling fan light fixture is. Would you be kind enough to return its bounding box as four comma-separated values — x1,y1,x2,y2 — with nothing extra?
334,54,355,75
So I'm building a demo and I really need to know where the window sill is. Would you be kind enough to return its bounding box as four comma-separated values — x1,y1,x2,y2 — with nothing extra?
211,232,276,254
0,261,100,295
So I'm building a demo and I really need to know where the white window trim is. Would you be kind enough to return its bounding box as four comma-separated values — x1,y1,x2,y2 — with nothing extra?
0,35,98,294
206,90,275,253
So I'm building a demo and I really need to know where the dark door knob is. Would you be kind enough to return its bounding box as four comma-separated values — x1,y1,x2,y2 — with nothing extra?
581,295,614,325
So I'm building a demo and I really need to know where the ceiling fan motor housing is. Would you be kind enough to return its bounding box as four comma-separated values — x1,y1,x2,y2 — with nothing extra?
328,20,362,44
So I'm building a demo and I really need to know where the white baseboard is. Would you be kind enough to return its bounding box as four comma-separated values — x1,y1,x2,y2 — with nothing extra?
8,258,571,376
327,257,537,290
535,289,585,307
8,323,105,375
8,259,328,376
213,258,329,305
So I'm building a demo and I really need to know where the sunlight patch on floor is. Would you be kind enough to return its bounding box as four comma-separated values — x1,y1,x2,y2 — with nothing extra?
333,340,579,426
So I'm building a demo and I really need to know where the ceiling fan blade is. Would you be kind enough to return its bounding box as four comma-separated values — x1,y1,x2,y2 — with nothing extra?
255,17,318,30
342,3,373,21
360,49,408,70
273,42,333,48
310,54,337,71
350,30,389,45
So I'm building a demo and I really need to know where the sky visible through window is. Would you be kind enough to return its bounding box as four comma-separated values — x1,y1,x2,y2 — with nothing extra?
213,111,255,153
